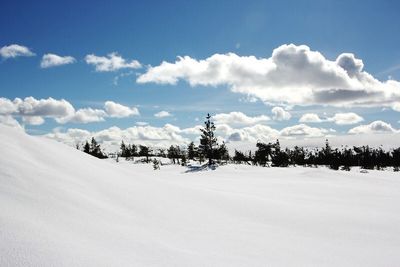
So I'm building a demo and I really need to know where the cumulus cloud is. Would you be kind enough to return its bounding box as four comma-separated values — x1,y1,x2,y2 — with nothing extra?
5,97,76,118
299,112,363,125
56,108,107,124
0,97,140,125
40,53,76,68
271,107,291,121
104,101,139,118
45,124,190,150
348,121,398,134
225,124,279,143
0,44,35,59
327,112,363,125
85,52,141,72
280,124,329,138
137,44,400,110
392,102,400,112
22,116,45,125
0,98,17,114
213,111,270,126
154,111,172,118
299,113,323,123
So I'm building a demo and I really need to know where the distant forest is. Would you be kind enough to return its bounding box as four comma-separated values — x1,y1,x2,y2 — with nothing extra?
79,114,400,172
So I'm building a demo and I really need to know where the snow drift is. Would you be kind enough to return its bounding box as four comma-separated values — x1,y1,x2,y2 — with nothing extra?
0,124,400,266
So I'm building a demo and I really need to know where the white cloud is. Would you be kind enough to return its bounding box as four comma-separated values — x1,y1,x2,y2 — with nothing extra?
280,124,329,138
298,112,363,125
45,124,190,151
10,97,75,118
213,111,270,126
22,116,45,125
0,98,17,114
56,108,107,124
0,97,141,125
225,124,280,143
85,52,141,72
136,121,148,126
40,53,76,68
299,113,323,123
348,121,398,134
104,101,139,118
137,44,400,110
0,44,35,59
154,111,172,118
327,112,363,125
392,102,400,112
271,107,291,121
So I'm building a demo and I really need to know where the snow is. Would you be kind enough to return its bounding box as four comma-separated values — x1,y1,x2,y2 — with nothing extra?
1,124,400,267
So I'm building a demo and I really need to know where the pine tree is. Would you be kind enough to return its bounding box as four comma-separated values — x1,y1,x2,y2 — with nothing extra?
254,142,273,166
83,141,90,154
167,145,178,164
139,145,151,163
120,141,127,157
217,142,230,163
198,113,218,165
187,142,197,160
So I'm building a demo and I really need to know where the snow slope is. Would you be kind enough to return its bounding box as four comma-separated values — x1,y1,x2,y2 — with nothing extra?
1,124,400,267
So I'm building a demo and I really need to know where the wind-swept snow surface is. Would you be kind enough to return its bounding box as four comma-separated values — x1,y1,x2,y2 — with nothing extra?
0,125,400,266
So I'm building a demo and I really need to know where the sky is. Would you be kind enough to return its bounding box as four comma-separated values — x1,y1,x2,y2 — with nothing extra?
1,0,400,151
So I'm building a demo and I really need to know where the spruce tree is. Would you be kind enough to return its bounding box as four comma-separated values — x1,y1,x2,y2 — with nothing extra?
120,141,127,157
187,142,197,160
198,113,218,165
83,141,90,154
139,145,151,163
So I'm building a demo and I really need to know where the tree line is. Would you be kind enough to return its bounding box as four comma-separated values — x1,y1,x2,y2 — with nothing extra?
79,114,400,171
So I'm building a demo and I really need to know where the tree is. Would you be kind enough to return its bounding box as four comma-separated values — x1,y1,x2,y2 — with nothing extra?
127,144,138,160
187,142,197,160
83,137,107,159
167,145,179,164
254,142,273,166
271,141,289,167
139,145,151,163
232,149,250,164
83,141,90,154
120,141,128,157
216,142,230,163
198,113,218,165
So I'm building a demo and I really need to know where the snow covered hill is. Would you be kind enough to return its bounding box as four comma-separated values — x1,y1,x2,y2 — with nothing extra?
1,124,400,267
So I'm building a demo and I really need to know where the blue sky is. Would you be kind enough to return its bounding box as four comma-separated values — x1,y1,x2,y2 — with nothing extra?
1,0,400,149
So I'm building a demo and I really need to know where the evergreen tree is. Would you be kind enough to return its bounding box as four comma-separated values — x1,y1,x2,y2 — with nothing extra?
216,142,230,163
271,141,289,167
254,142,273,166
167,145,178,164
83,141,90,154
82,137,107,159
198,113,218,165
187,142,197,160
139,145,151,163
120,141,127,157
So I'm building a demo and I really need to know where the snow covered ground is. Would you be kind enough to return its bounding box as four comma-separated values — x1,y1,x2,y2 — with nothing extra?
1,124,400,267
